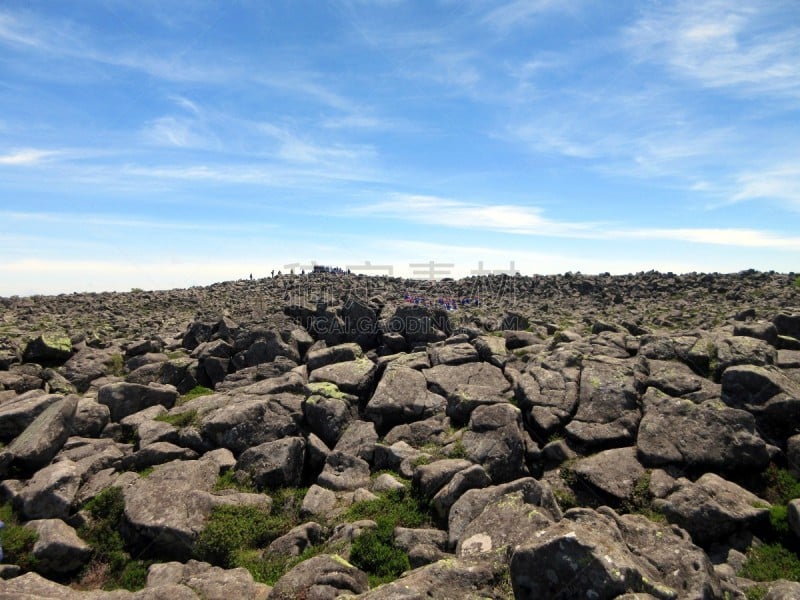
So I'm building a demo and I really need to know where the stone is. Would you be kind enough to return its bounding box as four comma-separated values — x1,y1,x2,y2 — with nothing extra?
19,459,82,520
0,391,61,444
317,451,371,491
413,458,474,499
268,554,369,600
268,522,324,556
306,342,364,372
429,341,479,366
301,484,338,518
121,442,199,472
637,387,769,474
462,403,528,483
71,397,111,437
334,420,379,463
308,358,376,400
234,437,306,489
364,366,446,432
25,518,92,576
655,473,769,545
302,391,358,448
23,334,73,366
515,364,579,436
98,382,179,422
7,395,79,473
564,358,641,450
572,446,646,505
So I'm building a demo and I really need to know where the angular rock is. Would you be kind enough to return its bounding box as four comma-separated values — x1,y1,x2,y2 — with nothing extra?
564,358,641,450
302,388,358,448
18,459,82,520
413,458,473,499
462,403,528,483
268,521,324,556
334,420,379,462
308,358,376,400
364,366,446,432
301,484,338,518
0,391,61,444
71,397,111,438
637,387,769,473
25,518,92,576
268,554,369,600
306,342,364,372
123,458,220,559
383,413,450,448
429,342,479,366
234,437,306,489
121,442,199,472
514,364,579,436
317,451,371,492
571,446,646,505
23,333,73,366
7,395,78,473
200,392,303,454
655,473,769,545
146,559,271,600
98,382,178,422
448,477,561,548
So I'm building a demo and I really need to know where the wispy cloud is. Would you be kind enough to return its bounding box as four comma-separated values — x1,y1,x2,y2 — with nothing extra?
732,163,800,208
624,1,800,97
357,194,800,250
482,0,577,32
0,148,60,165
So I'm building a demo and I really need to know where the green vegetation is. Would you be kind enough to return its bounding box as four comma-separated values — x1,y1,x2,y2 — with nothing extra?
178,385,214,404
745,585,767,600
78,487,150,591
793,275,800,290
213,469,256,493
0,503,38,571
107,352,125,377
447,438,468,459
193,487,310,585
343,488,430,586
741,543,800,582
154,409,198,428
623,471,666,524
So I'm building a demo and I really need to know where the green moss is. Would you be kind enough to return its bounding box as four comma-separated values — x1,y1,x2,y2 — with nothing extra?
178,385,214,404
154,409,198,428
193,504,281,568
745,585,768,600
214,470,256,493
741,542,800,582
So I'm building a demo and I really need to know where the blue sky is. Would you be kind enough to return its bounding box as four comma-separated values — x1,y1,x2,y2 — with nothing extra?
1,0,799,295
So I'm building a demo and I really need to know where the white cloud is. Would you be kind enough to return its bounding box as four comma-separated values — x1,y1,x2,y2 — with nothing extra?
0,148,59,165
732,164,800,207
357,194,800,251
482,0,576,32
624,1,800,97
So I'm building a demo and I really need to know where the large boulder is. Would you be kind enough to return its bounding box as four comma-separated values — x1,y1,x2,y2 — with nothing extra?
18,459,82,520
268,554,369,600
721,364,800,441
637,387,769,474
0,391,62,444
200,392,303,454
302,385,359,448
122,457,221,559
317,451,371,492
364,366,446,433
385,304,450,347
510,507,721,599
462,403,528,483
234,437,306,489
514,364,580,436
424,362,513,427
654,472,769,545
571,446,646,506
7,395,79,473
145,559,271,600
306,342,364,372
23,333,73,366
97,382,178,422
564,358,641,450
25,518,92,576
308,358,377,400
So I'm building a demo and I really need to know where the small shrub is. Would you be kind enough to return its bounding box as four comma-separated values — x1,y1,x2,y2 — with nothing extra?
214,470,255,493
79,487,148,591
343,488,428,529
0,503,38,571
769,504,790,535
740,542,800,582
193,505,279,568
762,465,800,505
745,585,768,600
447,438,468,459
107,353,125,377
350,526,410,587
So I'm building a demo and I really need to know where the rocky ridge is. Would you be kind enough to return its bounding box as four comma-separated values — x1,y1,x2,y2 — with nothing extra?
0,270,799,599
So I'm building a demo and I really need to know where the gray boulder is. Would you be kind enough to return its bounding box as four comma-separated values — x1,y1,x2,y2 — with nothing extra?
71,397,111,437
268,521,324,556
268,554,369,600
18,459,82,520
429,341,479,366
764,580,800,600
637,387,769,473
120,442,199,472
7,395,79,473
571,446,646,505
306,342,364,372
0,391,61,444
514,364,579,435
145,559,271,600
565,358,641,450
334,420,379,462
234,437,306,489
462,403,528,483
122,457,221,559
383,413,450,448
308,358,377,400
448,477,561,548
98,382,178,422
317,451,371,492
365,366,446,432
413,458,473,499
23,334,73,366
25,518,92,576
200,392,303,454
655,473,769,545
302,388,358,448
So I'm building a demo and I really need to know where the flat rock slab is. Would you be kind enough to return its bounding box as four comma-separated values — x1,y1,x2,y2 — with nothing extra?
365,366,446,432
571,446,646,504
